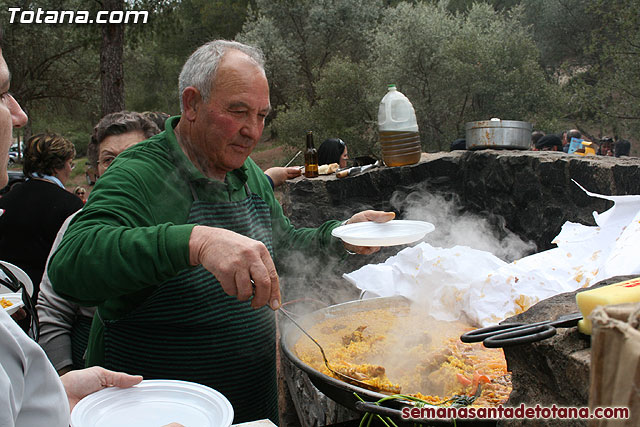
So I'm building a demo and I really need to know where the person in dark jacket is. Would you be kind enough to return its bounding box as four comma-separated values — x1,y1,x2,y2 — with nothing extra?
450,138,466,150
0,133,83,303
614,139,631,157
534,134,563,151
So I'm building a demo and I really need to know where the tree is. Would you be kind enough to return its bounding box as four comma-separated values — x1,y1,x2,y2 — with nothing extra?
520,0,598,72
101,0,125,115
125,0,249,115
270,57,380,157
568,0,640,140
256,0,557,155
370,1,557,151
101,0,180,115
239,0,384,110
238,0,384,157
1,0,100,141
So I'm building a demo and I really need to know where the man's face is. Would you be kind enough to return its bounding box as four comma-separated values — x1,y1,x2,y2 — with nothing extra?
186,50,270,180
0,50,28,188
97,130,146,176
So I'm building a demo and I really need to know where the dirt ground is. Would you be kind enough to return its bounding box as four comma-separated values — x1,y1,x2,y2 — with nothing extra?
251,139,289,170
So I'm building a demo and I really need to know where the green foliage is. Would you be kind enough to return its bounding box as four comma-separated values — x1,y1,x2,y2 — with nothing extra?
2,0,638,155
266,0,558,154
125,0,252,115
1,0,100,137
271,57,380,158
314,58,380,156
26,113,94,157
240,0,383,109
66,131,91,158
70,156,88,180
240,0,385,158
568,0,640,140
125,41,182,115
520,0,598,70
369,1,559,151
243,0,561,155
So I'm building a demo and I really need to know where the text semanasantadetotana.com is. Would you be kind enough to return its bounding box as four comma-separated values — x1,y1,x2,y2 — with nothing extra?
8,7,148,24
401,404,630,420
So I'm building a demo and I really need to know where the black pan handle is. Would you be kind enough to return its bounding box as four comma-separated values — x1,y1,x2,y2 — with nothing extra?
460,322,528,343
548,311,582,328
482,324,556,348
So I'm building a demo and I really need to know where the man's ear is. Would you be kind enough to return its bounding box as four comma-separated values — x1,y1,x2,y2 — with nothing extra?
182,87,202,121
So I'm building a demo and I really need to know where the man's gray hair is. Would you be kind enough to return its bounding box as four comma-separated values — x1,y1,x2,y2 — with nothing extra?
178,40,266,112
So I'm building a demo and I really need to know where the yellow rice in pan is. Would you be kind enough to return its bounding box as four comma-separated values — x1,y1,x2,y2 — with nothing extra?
294,306,511,407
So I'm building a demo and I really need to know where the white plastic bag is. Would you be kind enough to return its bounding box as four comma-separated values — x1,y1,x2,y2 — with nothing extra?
344,182,640,326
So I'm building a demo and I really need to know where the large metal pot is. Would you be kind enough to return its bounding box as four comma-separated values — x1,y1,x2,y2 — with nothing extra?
465,119,532,150
280,296,495,426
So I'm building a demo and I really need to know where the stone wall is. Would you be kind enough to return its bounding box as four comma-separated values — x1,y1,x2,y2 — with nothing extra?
281,151,640,252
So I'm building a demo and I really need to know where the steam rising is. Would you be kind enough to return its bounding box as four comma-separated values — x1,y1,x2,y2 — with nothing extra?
390,185,536,262
283,184,524,398
276,248,361,309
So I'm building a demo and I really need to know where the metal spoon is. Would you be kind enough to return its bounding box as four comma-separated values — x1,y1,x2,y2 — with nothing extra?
278,308,382,392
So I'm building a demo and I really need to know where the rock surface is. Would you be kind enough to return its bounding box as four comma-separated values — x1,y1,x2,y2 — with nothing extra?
498,275,636,427
281,150,640,252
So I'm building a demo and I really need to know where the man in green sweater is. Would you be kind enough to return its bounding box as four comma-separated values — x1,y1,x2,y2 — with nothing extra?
48,40,393,423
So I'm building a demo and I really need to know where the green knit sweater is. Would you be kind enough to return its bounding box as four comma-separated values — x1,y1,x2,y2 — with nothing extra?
49,116,341,365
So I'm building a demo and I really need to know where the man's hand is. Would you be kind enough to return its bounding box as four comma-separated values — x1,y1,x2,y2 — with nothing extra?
342,210,396,255
60,366,143,411
189,225,281,310
264,166,302,187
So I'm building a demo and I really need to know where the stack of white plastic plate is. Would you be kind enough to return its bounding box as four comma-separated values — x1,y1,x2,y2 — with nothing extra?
71,379,234,427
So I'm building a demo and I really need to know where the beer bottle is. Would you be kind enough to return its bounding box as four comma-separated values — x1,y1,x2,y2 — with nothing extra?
304,130,319,178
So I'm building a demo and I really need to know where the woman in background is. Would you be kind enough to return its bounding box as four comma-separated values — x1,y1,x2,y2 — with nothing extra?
0,133,83,304
318,138,348,168
74,186,87,203
37,111,160,374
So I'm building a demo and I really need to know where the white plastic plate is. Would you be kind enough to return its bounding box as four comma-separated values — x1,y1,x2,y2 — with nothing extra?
331,220,435,246
0,261,34,296
70,379,234,427
1,292,24,316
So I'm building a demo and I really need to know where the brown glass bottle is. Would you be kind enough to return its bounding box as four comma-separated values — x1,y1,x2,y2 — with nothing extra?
304,131,319,178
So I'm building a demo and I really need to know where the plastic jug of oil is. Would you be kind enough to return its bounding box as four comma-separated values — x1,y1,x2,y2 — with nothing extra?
378,84,421,167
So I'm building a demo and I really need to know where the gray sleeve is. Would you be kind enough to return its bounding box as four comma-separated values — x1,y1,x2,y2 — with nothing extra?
36,213,80,371
1,309,70,426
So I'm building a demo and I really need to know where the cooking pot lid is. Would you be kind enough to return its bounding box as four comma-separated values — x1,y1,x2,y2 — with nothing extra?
465,119,532,130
